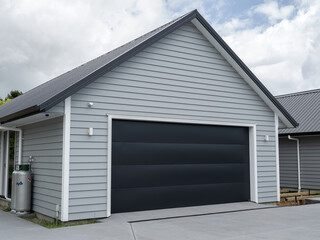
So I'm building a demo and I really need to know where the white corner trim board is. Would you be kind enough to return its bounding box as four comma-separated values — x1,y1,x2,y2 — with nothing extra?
274,113,280,202
106,114,258,216
61,97,71,221
4,131,9,199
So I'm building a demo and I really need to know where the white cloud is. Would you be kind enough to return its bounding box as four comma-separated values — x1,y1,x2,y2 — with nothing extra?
252,1,295,24
0,0,319,98
0,0,173,98
217,0,320,95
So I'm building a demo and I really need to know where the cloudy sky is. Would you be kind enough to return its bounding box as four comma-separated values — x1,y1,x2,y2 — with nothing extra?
0,0,319,99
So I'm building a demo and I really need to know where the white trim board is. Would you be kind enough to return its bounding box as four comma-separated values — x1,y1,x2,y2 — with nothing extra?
106,114,258,216
4,131,9,199
275,113,280,202
61,97,71,222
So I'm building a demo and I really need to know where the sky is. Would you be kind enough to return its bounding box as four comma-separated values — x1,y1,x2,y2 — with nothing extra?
0,0,319,99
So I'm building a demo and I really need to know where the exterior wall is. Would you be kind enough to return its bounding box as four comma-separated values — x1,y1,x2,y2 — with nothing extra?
279,136,320,189
68,22,277,220
279,137,298,188
21,117,63,218
48,101,65,114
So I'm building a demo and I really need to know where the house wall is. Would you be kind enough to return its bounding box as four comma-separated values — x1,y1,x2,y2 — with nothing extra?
279,136,320,189
48,101,65,114
68,22,278,220
21,117,63,218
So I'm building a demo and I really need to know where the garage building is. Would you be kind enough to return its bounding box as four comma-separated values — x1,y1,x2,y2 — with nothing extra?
0,10,297,221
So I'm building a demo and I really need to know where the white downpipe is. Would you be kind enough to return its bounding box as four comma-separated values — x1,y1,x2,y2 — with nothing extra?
288,135,301,192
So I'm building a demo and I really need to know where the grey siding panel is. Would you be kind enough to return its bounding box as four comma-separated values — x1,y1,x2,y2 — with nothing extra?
279,136,320,189
69,22,277,220
21,117,63,218
47,101,64,114
300,136,320,189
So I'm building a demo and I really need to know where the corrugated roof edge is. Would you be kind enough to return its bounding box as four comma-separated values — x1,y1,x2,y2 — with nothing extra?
0,9,298,128
0,105,40,124
276,88,320,99
278,131,320,136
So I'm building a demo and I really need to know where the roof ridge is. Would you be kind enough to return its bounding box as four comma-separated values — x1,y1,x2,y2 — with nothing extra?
276,88,320,98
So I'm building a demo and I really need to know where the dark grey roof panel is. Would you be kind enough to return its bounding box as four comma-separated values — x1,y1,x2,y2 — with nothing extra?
276,89,320,134
0,10,298,127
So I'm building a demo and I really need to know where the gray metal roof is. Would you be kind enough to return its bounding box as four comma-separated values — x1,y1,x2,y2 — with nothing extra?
0,10,298,127
276,89,320,135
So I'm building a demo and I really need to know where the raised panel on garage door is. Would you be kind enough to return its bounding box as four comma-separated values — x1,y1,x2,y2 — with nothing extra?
111,119,250,213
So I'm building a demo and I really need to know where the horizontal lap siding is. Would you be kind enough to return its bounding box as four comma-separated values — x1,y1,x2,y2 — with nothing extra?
69,22,276,220
21,117,63,218
47,101,64,114
279,136,320,190
299,137,320,190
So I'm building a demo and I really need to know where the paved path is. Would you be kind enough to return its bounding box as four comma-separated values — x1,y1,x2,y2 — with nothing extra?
1,203,320,239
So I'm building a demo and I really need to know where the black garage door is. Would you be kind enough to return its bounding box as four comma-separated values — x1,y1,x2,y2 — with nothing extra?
111,119,250,213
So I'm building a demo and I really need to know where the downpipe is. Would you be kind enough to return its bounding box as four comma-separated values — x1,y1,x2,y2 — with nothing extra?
288,135,301,192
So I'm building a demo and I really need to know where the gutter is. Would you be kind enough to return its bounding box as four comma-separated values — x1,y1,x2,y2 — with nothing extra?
0,105,40,125
288,135,301,192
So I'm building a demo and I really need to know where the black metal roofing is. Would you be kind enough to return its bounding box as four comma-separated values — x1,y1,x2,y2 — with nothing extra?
0,10,298,127
276,89,320,135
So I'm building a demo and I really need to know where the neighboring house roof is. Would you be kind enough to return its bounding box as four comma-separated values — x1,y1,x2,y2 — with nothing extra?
0,10,298,128
276,89,320,135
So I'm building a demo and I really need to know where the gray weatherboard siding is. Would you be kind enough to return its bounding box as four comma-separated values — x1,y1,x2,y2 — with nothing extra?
279,136,320,189
21,117,63,218
68,22,278,221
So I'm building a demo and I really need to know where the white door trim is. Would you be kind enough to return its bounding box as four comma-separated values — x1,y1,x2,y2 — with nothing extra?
4,131,9,199
61,97,71,221
106,114,258,216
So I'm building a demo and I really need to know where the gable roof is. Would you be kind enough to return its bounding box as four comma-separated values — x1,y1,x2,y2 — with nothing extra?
0,10,298,127
276,89,320,135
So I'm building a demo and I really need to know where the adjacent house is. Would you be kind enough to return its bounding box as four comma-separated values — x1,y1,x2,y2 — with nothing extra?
276,89,320,191
0,10,297,222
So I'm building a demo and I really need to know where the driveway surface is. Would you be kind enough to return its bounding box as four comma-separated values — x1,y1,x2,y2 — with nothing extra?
1,202,320,239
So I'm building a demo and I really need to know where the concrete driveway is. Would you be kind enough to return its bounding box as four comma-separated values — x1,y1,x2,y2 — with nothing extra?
1,202,320,240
